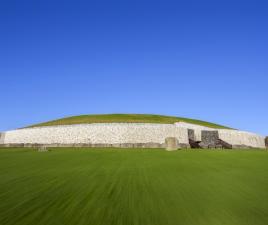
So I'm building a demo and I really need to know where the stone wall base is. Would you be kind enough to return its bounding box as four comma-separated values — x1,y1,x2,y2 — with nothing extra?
0,143,262,150
232,145,263,149
0,143,168,149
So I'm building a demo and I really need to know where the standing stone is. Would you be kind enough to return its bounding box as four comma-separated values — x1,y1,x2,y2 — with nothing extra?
188,129,195,140
265,137,268,148
201,130,219,148
165,137,178,151
0,132,5,144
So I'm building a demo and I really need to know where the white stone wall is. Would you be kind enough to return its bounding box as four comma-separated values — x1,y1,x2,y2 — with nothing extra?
3,123,189,145
2,122,265,148
218,130,265,148
175,122,265,148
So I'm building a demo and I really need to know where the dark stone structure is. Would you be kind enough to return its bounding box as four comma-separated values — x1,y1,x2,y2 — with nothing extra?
0,132,5,144
265,137,268,148
188,129,195,141
216,139,232,149
199,131,233,149
201,130,219,148
188,129,202,148
189,138,201,148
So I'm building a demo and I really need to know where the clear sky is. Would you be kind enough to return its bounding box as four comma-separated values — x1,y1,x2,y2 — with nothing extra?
0,0,267,135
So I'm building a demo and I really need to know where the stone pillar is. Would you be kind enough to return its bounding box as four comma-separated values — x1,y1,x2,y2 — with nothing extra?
265,137,268,148
165,137,178,151
201,130,219,148
188,129,195,140
0,132,5,144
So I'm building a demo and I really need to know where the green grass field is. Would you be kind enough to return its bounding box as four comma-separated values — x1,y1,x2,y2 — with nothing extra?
0,148,267,225
27,114,231,129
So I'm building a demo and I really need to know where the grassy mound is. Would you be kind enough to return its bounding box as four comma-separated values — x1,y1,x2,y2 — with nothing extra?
28,114,231,129
0,148,267,225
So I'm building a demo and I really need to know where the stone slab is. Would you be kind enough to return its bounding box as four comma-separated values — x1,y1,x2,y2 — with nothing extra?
165,137,178,151
38,146,48,152
188,129,195,140
201,130,219,146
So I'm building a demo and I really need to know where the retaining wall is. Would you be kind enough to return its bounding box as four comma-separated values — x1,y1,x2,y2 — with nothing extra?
3,123,189,145
218,130,265,148
2,122,265,149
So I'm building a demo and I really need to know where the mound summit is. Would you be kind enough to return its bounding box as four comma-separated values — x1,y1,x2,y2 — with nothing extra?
28,114,231,129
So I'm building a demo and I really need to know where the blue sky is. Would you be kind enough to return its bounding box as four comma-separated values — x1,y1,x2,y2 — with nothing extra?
0,0,267,135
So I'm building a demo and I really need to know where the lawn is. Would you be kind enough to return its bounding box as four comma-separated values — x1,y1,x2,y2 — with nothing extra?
0,148,267,225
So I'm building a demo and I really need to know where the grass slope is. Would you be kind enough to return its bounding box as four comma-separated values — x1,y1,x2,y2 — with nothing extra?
28,114,231,129
0,148,268,225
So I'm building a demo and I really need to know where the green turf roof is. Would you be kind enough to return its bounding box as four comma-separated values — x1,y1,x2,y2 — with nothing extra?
27,114,232,129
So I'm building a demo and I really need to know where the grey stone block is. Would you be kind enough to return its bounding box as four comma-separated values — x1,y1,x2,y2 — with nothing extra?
120,143,134,148
38,146,48,152
144,142,161,148
201,130,219,146
111,144,121,148
232,145,252,149
0,132,5,144
216,144,223,149
188,129,195,141
132,143,143,148
165,137,178,151
199,142,208,149
178,143,191,149
7,143,24,148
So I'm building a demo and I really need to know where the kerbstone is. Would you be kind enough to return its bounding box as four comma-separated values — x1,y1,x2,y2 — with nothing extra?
38,146,48,152
165,137,178,151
